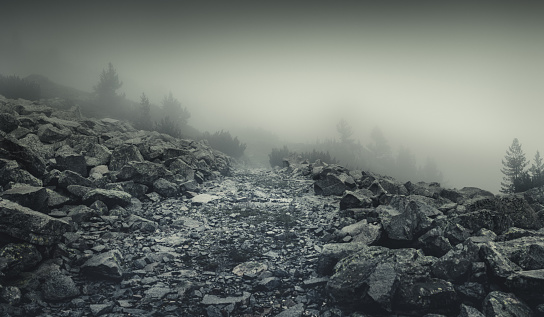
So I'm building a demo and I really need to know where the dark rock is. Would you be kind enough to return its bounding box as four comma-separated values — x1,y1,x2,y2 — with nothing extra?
81,249,124,280
0,113,20,133
506,269,544,295
42,270,80,301
1,185,48,213
479,241,521,279
82,188,132,208
0,159,42,187
257,277,282,291
0,134,47,178
153,178,179,197
0,199,70,245
109,144,145,171
46,188,70,208
275,303,305,317
105,181,148,199
66,184,93,199
431,239,480,282
117,161,173,186
497,236,544,270
37,123,71,143
395,277,458,315
314,173,354,196
86,144,112,167
418,227,453,257
167,158,194,180
317,242,368,275
458,304,485,317
55,151,87,177
201,292,251,305
89,302,114,316
67,205,97,223
58,170,93,189
339,190,373,210
0,285,22,305
0,243,42,277
482,291,533,317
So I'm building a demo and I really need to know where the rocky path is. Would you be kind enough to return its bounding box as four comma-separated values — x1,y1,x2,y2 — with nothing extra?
41,168,345,317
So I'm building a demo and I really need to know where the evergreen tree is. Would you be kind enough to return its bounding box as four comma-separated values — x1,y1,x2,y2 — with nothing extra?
368,127,391,160
530,150,544,188
94,62,122,102
136,92,152,131
161,92,190,126
336,119,353,144
500,138,529,193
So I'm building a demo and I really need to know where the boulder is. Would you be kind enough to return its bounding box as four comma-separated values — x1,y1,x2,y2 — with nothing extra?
57,170,93,189
0,185,49,213
339,190,374,210
85,144,112,167
395,277,458,315
431,239,480,282
479,241,521,279
0,159,43,187
314,173,355,196
0,199,70,245
81,249,124,279
153,178,179,197
55,151,87,177
0,113,20,133
0,243,42,277
317,242,369,275
105,181,148,199
482,291,533,317
340,219,381,245
0,134,47,178
109,144,145,171
37,123,71,143
82,188,132,208
41,270,80,301
418,227,453,257
117,161,173,186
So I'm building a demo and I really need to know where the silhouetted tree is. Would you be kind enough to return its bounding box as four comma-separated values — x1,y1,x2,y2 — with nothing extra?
530,150,544,188
161,92,190,126
501,138,529,193
368,127,391,160
135,92,153,131
155,117,181,138
202,130,247,158
0,74,40,100
336,119,353,144
94,62,122,102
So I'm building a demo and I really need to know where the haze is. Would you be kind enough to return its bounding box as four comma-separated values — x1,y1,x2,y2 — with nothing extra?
2,1,544,193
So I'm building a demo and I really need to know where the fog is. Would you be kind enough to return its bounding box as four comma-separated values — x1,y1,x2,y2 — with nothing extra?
2,1,544,193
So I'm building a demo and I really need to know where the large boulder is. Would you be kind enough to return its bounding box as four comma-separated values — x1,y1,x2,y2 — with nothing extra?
41,269,80,301
0,133,47,178
0,159,42,187
54,146,87,177
339,190,374,210
153,178,179,197
340,219,381,245
0,243,42,277
37,123,71,143
82,189,132,208
0,185,49,213
0,199,70,245
57,170,93,189
117,161,173,186
81,249,124,279
314,173,355,196
0,113,20,133
482,291,533,317
109,144,145,171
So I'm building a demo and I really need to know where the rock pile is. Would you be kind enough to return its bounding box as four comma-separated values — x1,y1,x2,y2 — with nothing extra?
305,161,544,316
0,96,232,313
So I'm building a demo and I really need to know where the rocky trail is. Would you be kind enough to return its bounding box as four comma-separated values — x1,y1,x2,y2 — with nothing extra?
55,168,341,317
2,96,544,317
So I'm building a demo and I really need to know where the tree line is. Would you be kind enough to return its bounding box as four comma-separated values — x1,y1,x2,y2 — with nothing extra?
500,138,544,193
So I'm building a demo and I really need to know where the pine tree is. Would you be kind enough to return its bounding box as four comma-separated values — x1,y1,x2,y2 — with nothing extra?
94,62,122,101
500,138,529,193
336,119,353,144
136,92,152,130
161,92,190,126
530,150,544,188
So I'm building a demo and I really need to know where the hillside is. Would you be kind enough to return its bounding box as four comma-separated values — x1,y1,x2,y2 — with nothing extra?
1,95,544,316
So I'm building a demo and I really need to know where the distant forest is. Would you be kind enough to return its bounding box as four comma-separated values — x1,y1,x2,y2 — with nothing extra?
0,67,444,184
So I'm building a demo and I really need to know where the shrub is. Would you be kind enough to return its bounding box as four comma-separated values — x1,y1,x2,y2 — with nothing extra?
0,74,41,100
202,130,246,158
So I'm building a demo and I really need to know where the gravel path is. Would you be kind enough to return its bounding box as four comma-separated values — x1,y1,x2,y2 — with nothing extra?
46,168,347,317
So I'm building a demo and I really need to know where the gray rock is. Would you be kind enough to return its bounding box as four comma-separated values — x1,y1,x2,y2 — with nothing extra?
67,205,97,223
55,151,87,177
86,144,112,167
117,161,173,186
396,277,458,315
274,303,305,317
42,270,80,301
339,190,373,210
83,188,132,208
0,113,20,133
431,239,480,282
89,302,114,316
37,123,71,143
58,170,93,189
153,178,179,197
0,159,42,187
192,194,219,205
201,291,251,305
105,181,148,199
340,219,381,245
483,291,533,317
317,242,368,275
81,249,124,279
506,269,544,293
0,134,47,178
109,144,145,171
46,188,70,208
418,227,452,257
479,241,521,279
0,199,70,245
0,243,42,277
1,185,48,213
314,173,352,196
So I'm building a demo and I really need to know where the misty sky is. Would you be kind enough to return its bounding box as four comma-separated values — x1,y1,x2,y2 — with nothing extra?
2,1,544,193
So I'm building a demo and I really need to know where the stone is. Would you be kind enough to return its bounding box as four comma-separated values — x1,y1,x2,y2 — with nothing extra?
1,185,49,213
0,159,42,187
81,249,124,279
109,144,145,171
232,261,268,277
82,188,132,208
0,243,42,277
317,242,368,275
42,270,80,301
0,113,20,133
0,199,70,245
479,241,521,279
201,291,251,305
506,269,544,293
58,170,93,189
46,188,70,208
153,178,179,197
55,151,87,177
339,190,373,210
0,285,22,305
418,227,453,257
105,181,148,199
395,278,458,315
86,144,112,167
340,219,381,245
431,239,480,282
314,173,352,196
117,161,173,186
37,123,71,143
0,134,47,178
275,303,305,317
192,194,219,205
483,291,533,317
